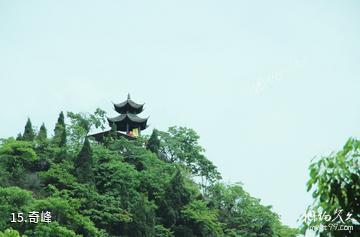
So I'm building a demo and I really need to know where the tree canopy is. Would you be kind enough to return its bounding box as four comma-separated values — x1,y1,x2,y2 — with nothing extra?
303,138,360,237
0,109,298,236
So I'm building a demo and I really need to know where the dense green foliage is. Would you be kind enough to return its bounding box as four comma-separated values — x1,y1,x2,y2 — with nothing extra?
146,130,160,155
22,119,35,142
0,228,25,237
303,138,360,237
74,138,94,184
0,110,297,236
37,124,47,142
54,112,67,147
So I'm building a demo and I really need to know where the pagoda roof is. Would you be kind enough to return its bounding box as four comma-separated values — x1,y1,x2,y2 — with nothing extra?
107,113,148,124
113,94,144,114
107,113,149,132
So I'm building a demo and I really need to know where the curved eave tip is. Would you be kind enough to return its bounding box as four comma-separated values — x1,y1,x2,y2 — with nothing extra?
106,116,114,121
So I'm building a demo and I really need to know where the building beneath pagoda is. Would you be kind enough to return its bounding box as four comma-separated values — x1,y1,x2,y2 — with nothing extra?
90,94,149,142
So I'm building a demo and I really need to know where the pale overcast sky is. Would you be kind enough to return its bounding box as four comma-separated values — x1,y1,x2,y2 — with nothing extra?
1,1,360,234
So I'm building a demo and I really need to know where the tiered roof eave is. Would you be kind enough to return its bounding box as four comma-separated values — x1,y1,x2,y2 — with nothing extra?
112,100,144,114
107,113,149,124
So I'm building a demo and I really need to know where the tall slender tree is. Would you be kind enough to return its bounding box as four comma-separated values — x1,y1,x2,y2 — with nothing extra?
74,137,93,183
23,118,35,141
54,111,67,147
111,122,117,138
146,129,160,154
37,123,47,141
16,133,23,141
158,169,191,228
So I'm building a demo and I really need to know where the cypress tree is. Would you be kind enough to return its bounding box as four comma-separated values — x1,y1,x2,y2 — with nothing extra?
127,195,156,237
60,126,67,147
111,122,118,138
54,111,67,147
146,129,160,154
16,133,23,141
158,169,191,228
23,118,35,141
37,123,47,141
74,137,93,183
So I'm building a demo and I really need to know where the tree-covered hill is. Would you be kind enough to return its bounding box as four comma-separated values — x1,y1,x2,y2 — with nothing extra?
0,110,298,237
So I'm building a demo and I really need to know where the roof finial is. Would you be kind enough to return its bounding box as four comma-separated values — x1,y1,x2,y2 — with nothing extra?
127,93,131,100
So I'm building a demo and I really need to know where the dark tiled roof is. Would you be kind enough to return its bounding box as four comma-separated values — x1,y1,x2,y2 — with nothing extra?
107,113,148,123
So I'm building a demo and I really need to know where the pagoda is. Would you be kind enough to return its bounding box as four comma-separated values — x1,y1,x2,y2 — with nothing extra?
90,94,148,142
107,94,148,136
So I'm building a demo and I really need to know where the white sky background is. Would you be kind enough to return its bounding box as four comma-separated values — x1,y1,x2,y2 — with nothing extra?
1,0,360,233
